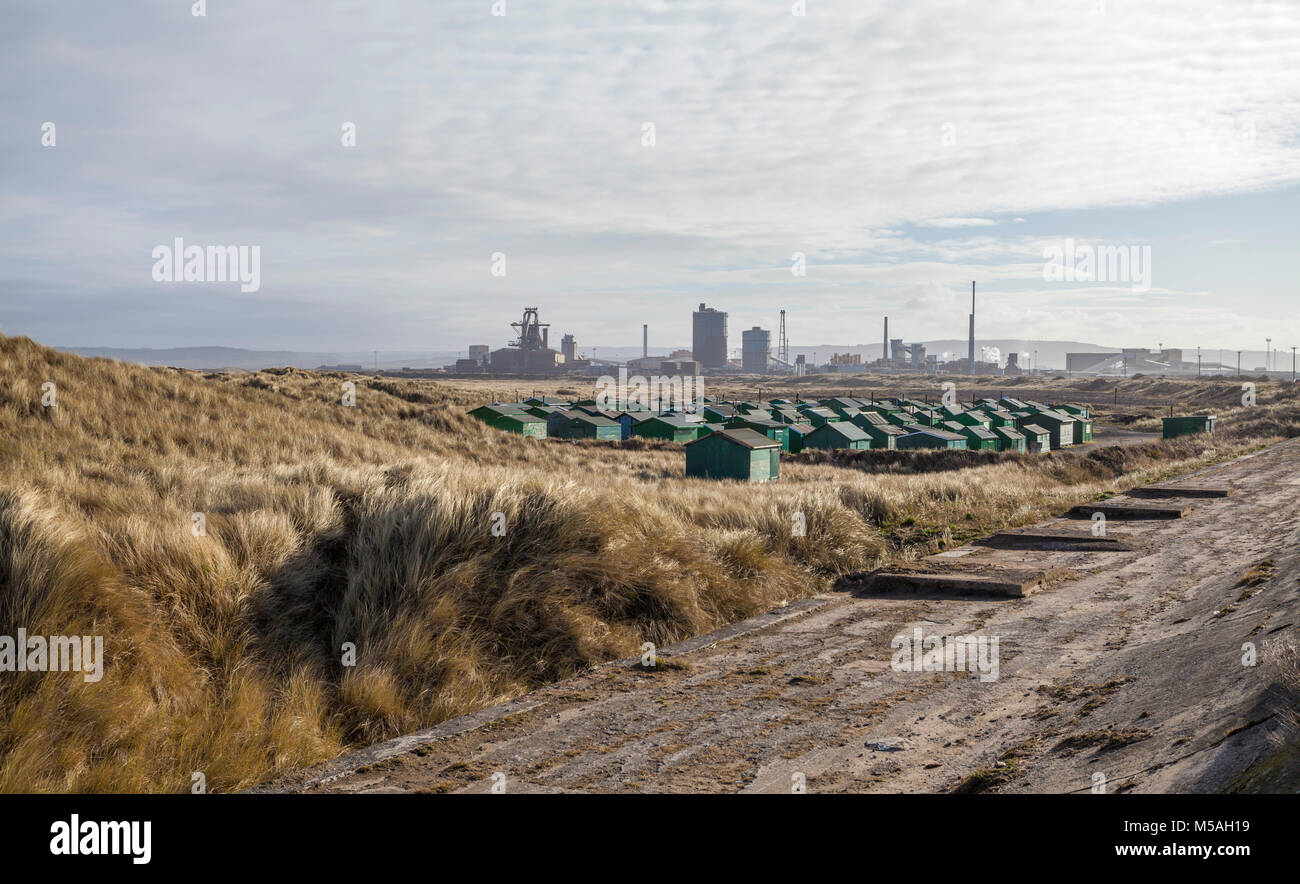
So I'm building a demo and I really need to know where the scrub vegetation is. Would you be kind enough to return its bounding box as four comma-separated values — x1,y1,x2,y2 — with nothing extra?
1,334,1293,791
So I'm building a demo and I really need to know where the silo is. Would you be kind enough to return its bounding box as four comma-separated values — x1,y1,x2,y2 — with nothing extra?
692,303,728,369
742,326,771,373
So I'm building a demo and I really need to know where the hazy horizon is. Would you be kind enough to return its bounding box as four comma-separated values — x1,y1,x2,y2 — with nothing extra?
49,338,1293,375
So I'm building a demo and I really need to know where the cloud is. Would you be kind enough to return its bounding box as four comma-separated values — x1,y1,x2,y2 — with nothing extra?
917,218,999,228
1,0,1298,349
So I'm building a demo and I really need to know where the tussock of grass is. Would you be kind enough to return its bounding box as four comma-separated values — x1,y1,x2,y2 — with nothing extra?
0,334,1291,792
1237,560,1276,589
1054,728,1152,754
953,737,1039,792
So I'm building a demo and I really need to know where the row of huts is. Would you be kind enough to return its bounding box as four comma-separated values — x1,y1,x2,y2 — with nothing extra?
470,394,1096,481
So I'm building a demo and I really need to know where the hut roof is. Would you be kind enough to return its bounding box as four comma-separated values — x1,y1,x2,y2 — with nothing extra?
810,422,870,442
909,428,966,442
688,427,779,449
568,413,619,427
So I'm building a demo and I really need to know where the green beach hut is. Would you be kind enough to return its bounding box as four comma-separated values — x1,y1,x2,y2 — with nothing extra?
685,428,780,482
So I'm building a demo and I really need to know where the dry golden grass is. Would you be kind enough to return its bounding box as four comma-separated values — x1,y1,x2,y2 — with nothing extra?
0,333,1293,792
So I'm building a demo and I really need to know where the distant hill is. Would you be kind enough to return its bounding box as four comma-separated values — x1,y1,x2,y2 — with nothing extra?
56,346,459,372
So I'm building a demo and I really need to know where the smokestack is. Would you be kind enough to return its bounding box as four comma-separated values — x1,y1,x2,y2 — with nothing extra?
643,324,648,359
883,316,889,371
968,281,975,376
542,327,549,350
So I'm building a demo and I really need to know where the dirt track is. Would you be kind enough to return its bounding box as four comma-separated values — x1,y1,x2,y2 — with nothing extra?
267,439,1300,794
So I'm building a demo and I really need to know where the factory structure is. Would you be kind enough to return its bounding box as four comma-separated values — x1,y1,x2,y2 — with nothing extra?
1063,347,1236,377
741,326,770,372
692,303,728,369
451,298,1003,377
451,307,592,375
691,303,797,375
448,290,1222,379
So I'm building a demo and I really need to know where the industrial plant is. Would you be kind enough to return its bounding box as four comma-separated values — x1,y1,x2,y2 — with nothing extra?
444,285,1253,379
451,307,591,375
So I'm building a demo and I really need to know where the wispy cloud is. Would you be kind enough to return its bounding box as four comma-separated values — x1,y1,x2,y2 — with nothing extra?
917,218,999,229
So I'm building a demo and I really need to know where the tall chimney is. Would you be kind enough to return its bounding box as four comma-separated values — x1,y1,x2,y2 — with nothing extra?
968,281,975,376
643,324,648,359
542,327,549,350
883,316,889,371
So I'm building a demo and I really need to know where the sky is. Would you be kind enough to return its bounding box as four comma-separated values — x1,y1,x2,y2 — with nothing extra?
2,0,1298,358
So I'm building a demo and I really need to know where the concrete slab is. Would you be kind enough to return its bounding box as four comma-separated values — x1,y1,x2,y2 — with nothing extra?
1068,500,1188,519
1129,484,1234,498
977,529,1132,552
842,563,1055,598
